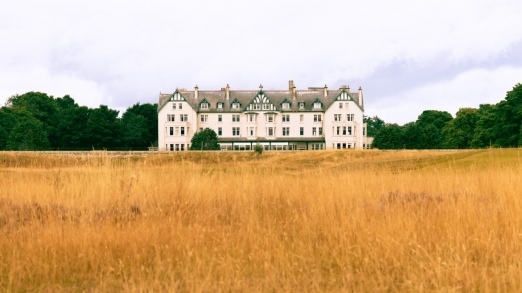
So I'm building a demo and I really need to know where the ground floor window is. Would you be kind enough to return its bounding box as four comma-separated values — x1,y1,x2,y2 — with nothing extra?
312,143,323,150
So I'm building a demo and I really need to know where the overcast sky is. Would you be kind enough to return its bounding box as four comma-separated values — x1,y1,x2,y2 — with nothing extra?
1,0,522,124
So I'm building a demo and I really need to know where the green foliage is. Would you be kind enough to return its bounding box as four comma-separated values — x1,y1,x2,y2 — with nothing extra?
7,117,50,150
190,128,220,151
372,124,404,149
254,144,263,155
121,103,158,147
442,108,478,149
364,116,385,137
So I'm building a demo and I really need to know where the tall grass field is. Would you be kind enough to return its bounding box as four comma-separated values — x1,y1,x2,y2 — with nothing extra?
1,149,522,292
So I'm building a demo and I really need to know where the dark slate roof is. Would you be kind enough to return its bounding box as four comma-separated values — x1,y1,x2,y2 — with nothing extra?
159,88,362,113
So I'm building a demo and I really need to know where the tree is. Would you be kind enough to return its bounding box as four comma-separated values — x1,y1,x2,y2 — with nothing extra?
414,110,453,149
7,117,50,150
190,128,220,150
471,104,501,148
85,105,121,148
442,108,478,149
121,103,158,148
372,124,404,149
5,92,58,147
364,115,385,137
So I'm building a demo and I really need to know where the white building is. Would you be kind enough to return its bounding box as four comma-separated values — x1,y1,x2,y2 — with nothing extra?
158,81,368,151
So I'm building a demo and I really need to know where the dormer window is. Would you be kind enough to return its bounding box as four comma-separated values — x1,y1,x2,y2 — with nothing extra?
314,102,322,109
200,102,209,109
282,102,290,109
232,102,240,109
217,103,223,109
299,102,305,109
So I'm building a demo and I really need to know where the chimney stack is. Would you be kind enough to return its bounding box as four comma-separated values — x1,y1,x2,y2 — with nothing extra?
289,80,294,90
358,86,364,108
226,84,230,100
194,85,199,100
324,84,328,97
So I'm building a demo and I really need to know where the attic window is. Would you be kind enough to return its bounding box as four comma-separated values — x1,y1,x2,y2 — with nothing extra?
262,104,271,110
299,102,305,109
232,102,240,109
200,103,209,109
314,102,322,109
282,102,290,109
217,103,223,109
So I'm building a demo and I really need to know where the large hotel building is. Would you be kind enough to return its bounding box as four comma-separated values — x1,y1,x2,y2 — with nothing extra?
158,80,369,151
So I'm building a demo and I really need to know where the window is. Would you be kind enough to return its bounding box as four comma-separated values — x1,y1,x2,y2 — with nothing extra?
232,115,240,122
232,103,240,109
179,103,183,110
342,126,347,135
347,114,354,121
319,127,323,136
252,104,261,110
199,127,203,132
347,126,352,135
218,115,222,122
167,114,175,122
314,102,321,109
363,127,366,135
314,114,322,122
180,144,184,151
282,102,290,109
170,144,174,151
175,127,180,136
262,104,271,110
232,127,240,136
300,114,304,122
299,102,305,109
172,103,176,110
300,127,304,136
339,103,343,109
312,143,323,150
282,114,290,122
282,127,290,136
267,127,274,136
312,127,317,136
200,115,208,122
175,144,179,151
248,114,256,122
181,127,185,136
180,114,188,122
334,114,341,122
200,103,209,109
217,103,223,109
218,127,222,136
169,127,174,135
336,126,340,135
266,114,274,123
249,127,256,136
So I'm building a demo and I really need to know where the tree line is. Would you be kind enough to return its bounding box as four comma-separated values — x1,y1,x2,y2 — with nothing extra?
367,83,522,149
0,92,158,150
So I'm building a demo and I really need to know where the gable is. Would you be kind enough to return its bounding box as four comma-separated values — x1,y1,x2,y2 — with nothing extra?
158,89,188,112
245,91,277,111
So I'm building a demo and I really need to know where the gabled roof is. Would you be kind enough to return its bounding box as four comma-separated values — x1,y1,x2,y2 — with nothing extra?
158,87,364,113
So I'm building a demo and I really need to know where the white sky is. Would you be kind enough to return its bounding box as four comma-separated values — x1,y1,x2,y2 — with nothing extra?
1,0,522,124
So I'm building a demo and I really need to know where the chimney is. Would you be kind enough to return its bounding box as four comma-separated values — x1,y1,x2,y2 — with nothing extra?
288,80,294,90
323,84,328,97
194,85,199,100
358,86,364,108
226,84,230,100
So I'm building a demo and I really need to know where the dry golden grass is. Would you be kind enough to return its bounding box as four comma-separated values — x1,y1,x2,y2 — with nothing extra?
1,149,522,292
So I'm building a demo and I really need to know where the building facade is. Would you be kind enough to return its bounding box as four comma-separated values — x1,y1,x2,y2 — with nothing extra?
158,81,368,151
